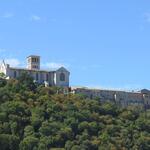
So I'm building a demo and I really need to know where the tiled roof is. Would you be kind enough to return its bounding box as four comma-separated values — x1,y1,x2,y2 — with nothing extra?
71,86,142,94
27,55,40,58
10,67,58,72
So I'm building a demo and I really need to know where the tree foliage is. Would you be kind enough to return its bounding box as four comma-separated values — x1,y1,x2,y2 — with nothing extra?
0,74,150,149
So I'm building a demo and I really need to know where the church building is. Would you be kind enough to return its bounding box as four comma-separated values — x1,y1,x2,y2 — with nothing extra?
0,55,70,87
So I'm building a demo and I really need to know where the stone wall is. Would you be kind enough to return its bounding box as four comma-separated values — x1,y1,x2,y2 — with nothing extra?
71,87,150,108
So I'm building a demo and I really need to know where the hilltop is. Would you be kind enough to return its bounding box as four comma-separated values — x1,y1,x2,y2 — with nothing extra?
0,74,150,150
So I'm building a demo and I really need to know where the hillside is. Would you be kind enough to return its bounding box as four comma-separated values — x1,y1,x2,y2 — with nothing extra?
0,74,150,150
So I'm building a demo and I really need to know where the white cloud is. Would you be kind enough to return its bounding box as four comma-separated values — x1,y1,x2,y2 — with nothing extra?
2,13,14,18
30,15,41,21
4,58,21,67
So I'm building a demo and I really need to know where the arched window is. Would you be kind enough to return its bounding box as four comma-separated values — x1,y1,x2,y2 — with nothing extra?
60,73,65,81
14,71,17,78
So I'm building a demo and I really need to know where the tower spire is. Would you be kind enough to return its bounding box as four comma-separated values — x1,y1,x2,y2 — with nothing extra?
27,55,40,70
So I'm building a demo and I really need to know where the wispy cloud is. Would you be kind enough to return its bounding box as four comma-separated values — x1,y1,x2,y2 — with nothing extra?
42,62,70,69
30,15,41,21
2,13,14,18
4,58,21,67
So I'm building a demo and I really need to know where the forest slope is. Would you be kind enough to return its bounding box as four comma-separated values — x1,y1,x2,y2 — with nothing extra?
0,74,150,150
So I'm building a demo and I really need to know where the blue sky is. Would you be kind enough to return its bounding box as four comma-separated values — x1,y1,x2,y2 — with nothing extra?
0,0,150,90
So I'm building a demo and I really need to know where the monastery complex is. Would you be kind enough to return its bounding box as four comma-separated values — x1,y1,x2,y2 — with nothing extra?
0,55,70,87
0,55,150,108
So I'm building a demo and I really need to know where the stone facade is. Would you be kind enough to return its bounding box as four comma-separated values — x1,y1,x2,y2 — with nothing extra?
0,55,70,87
71,87,150,108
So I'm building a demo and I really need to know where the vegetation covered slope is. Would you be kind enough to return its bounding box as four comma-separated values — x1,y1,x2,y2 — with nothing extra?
0,74,150,150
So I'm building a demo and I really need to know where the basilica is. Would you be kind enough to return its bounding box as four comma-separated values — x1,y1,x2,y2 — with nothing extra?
0,55,70,87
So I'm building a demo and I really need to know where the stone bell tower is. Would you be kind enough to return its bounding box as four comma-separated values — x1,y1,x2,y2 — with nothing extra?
27,55,40,70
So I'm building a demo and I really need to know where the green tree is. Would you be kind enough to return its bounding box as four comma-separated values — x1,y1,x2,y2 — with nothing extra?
19,136,39,150
0,134,19,150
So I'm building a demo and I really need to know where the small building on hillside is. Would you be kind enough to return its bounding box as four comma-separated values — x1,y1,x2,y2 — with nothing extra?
0,55,70,87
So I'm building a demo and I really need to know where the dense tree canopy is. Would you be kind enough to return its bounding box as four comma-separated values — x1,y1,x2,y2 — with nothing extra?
0,74,150,150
